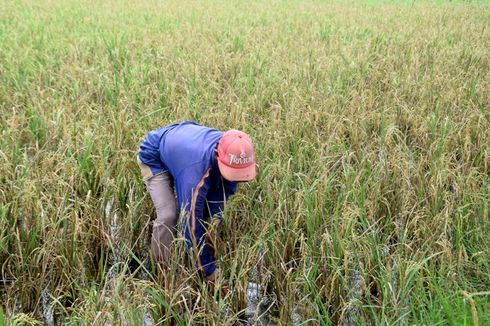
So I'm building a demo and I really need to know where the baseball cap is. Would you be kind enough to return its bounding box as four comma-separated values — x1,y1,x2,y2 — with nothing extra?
217,130,256,182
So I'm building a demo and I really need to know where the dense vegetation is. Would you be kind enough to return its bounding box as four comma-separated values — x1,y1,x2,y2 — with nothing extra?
0,0,489,324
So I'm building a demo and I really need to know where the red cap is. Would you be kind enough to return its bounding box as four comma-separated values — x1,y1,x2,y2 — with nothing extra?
217,130,256,182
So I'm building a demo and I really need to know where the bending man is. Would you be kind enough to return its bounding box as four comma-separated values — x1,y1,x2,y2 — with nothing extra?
137,121,256,284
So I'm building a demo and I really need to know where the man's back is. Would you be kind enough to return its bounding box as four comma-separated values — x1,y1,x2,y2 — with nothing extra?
161,122,223,179
138,121,222,178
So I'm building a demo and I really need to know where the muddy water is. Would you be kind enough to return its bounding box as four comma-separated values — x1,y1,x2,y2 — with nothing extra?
41,286,55,326
245,282,270,325
244,260,303,326
100,197,150,325
341,265,365,326
245,282,261,319
243,282,302,325
103,197,154,326
105,197,122,268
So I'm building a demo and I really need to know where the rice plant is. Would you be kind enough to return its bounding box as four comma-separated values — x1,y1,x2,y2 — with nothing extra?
0,0,489,324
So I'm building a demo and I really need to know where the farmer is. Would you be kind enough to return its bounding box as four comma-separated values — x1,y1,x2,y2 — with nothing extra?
137,121,256,285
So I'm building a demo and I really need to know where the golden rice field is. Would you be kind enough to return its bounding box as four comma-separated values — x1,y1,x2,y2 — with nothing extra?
0,0,489,324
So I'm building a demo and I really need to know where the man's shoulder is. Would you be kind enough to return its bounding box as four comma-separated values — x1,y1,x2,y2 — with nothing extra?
169,120,201,129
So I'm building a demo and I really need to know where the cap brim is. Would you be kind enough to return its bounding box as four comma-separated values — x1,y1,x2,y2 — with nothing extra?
218,161,256,182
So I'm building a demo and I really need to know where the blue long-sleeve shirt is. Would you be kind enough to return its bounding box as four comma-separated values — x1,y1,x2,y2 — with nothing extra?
138,121,237,276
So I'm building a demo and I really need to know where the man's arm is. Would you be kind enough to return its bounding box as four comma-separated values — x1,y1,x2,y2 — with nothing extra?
176,168,217,278
205,179,237,221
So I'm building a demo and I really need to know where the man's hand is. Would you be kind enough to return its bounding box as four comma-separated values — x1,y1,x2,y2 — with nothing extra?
205,269,218,282
206,269,229,297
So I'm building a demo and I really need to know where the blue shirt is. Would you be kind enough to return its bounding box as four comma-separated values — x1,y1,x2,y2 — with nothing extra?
138,121,237,276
